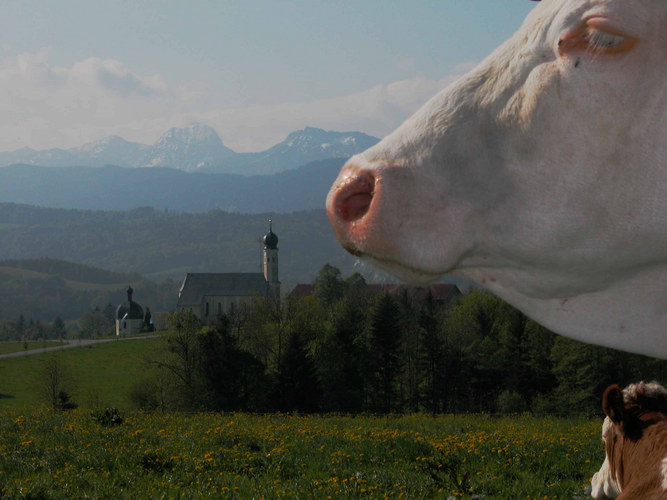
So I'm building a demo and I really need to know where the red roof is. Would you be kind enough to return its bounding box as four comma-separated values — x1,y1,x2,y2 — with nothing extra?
289,283,460,302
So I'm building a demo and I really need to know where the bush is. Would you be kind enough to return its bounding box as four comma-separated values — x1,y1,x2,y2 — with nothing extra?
90,407,123,426
531,393,560,416
57,390,78,411
497,390,528,414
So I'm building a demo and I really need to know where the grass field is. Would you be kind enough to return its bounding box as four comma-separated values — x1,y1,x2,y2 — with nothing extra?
0,409,601,499
0,337,164,409
0,339,605,498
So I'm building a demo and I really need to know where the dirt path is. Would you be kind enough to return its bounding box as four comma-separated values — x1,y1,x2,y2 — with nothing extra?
0,335,161,359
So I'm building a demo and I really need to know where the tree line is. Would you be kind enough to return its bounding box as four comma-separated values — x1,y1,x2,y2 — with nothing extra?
1,305,155,341
131,264,666,416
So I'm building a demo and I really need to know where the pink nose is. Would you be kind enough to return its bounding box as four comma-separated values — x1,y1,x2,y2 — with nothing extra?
327,168,375,223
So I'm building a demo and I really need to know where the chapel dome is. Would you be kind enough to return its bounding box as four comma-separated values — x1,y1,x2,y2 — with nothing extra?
116,286,144,320
263,221,278,249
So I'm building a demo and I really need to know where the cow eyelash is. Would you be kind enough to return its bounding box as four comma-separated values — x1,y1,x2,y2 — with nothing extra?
558,24,637,56
583,28,626,52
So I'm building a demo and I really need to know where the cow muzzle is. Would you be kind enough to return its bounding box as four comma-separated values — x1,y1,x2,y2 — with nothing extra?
326,162,379,257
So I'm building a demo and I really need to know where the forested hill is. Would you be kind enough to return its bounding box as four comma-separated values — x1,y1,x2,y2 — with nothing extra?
0,258,174,321
0,203,365,284
0,258,142,284
0,158,344,213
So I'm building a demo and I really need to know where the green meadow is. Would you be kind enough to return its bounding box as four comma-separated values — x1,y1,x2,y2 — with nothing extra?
0,337,164,409
0,339,604,498
0,409,601,499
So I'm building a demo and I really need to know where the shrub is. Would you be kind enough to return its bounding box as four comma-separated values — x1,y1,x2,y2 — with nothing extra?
57,390,78,410
497,390,528,414
90,407,123,426
531,393,560,416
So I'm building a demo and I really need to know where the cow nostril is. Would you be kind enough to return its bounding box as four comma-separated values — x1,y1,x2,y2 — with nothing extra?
335,171,375,222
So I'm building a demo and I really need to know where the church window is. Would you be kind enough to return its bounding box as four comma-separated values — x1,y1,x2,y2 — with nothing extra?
205,303,209,316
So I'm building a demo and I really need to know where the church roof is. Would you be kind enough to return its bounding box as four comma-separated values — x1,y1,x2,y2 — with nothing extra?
116,285,144,320
178,273,268,306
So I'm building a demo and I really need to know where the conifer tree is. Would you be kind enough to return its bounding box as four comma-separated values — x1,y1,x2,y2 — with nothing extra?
368,293,402,413
272,330,320,413
317,295,366,412
52,315,66,340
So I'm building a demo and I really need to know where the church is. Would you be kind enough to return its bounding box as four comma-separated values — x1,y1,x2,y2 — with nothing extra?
116,285,145,336
176,222,280,325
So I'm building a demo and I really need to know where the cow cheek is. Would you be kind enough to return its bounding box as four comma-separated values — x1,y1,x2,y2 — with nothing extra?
591,454,622,499
370,179,459,273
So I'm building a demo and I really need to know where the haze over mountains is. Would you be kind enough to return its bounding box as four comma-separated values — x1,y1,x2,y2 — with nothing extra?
0,123,379,176
0,159,345,213
0,124,390,306
0,124,470,321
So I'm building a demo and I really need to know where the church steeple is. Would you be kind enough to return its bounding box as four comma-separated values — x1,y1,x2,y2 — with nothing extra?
263,219,278,250
263,220,280,294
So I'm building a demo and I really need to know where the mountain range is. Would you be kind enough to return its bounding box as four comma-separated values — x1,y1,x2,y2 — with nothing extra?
0,124,379,176
0,158,344,213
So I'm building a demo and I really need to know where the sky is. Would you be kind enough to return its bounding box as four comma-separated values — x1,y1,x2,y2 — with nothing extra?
0,1,537,153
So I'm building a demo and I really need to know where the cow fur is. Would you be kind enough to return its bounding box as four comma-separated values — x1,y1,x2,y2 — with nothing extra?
591,382,667,499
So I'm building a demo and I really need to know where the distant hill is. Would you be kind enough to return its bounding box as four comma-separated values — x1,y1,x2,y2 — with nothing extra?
0,206,471,321
0,204,366,285
0,258,142,285
0,158,344,213
0,258,177,321
0,124,379,175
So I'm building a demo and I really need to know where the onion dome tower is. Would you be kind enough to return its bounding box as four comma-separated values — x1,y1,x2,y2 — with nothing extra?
263,220,280,297
115,285,144,335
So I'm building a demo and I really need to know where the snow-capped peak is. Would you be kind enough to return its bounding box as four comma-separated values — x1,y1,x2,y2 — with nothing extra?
143,123,235,171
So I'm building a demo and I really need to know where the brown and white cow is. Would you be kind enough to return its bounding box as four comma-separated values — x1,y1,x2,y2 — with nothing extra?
326,0,667,358
591,382,667,499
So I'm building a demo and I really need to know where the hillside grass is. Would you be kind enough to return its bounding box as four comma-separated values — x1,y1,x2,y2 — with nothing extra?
0,337,165,409
0,410,602,499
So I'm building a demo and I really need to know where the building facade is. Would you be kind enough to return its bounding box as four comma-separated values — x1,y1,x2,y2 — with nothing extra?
177,222,281,325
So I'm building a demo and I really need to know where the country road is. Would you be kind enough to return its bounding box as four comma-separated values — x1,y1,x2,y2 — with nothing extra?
0,335,161,359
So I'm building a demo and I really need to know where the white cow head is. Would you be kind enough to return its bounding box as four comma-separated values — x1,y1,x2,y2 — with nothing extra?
326,0,667,358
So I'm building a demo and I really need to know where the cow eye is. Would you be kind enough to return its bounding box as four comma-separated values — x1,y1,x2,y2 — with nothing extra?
559,22,637,56
584,28,625,50
583,27,636,54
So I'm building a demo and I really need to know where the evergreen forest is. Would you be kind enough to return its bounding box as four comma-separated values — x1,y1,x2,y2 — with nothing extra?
132,265,666,417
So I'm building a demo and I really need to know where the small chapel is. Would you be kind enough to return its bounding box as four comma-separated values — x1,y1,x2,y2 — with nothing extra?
176,221,281,325
116,285,145,336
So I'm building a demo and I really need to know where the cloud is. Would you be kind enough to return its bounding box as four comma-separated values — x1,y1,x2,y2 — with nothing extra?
0,51,476,152
0,52,174,149
188,72,470,152
71,58,164,97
